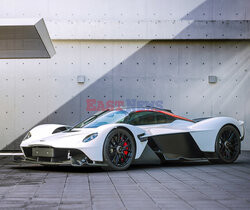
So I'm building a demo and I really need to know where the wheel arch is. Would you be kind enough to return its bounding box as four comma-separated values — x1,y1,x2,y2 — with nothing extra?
116,126,137,152
215,123,242,152
213,123,241,163
101,126,137,170
220,123,241,137
105,126,137,154
101,124,148,161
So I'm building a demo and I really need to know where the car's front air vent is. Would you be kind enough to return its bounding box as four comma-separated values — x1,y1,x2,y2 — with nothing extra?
52,127,68,134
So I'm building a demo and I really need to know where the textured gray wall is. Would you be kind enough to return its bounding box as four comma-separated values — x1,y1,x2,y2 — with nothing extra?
0,0,250,150
1,40,249,150
1,0,250,40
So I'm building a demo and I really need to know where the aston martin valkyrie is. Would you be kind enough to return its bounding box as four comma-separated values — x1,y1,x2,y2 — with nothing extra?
20,107,245,170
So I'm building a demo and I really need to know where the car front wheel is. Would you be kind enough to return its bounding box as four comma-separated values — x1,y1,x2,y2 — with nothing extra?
102,128,136,171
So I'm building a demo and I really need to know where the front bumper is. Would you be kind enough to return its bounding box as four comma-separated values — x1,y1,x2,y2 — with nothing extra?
21,146,107,167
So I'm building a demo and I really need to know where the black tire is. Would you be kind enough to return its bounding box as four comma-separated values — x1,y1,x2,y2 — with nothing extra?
102,128,136,171
209,125,240,164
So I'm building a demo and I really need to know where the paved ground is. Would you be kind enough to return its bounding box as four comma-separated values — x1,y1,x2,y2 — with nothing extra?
0,153,250,210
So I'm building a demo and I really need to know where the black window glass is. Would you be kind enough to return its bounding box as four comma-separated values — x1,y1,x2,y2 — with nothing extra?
154,112,175,124
127,111,175,125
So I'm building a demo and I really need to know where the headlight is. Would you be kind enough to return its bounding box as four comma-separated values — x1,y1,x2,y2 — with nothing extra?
23,132,31,141
83,133,98,143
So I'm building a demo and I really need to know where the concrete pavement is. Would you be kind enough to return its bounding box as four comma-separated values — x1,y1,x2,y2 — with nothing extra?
0,152,250,209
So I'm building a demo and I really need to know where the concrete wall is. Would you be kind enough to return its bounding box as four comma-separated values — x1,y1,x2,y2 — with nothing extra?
0,0,250,150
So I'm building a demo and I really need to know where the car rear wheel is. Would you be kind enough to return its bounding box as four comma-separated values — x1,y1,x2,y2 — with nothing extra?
102,128,135,171
209,125,240,164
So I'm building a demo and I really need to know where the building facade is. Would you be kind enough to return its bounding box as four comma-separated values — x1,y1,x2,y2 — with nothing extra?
0,0,250,150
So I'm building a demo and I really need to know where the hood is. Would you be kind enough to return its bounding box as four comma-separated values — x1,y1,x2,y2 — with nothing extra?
26,127,97,147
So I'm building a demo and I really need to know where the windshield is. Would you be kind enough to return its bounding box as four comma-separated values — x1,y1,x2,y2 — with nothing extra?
74,110,130,128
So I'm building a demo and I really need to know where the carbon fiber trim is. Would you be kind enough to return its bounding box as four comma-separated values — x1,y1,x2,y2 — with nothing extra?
148,133,205,160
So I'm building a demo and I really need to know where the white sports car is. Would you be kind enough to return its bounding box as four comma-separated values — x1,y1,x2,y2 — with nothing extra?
20,107,245,170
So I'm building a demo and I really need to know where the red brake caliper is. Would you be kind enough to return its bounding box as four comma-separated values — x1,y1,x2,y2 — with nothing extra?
123,142,128,155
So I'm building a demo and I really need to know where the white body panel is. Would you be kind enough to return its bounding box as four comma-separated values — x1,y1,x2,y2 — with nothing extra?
142,117,244,152
189,117,244,151
26,124,68,139
20,123,147,162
